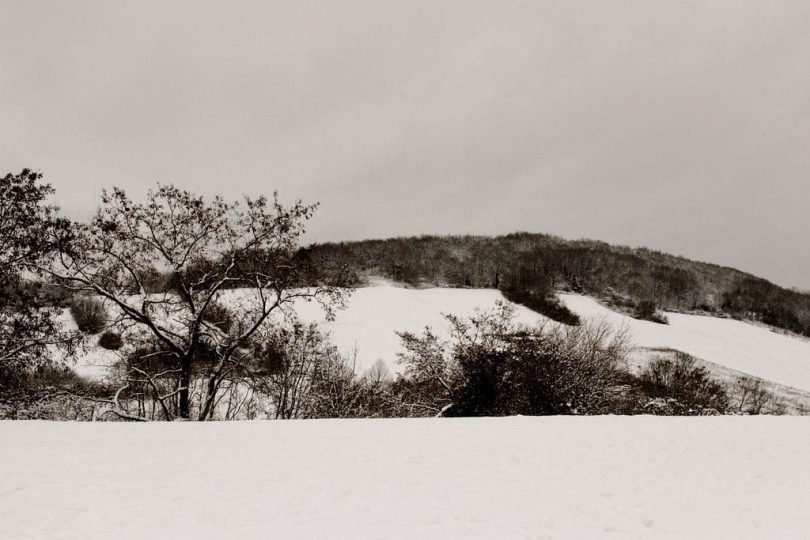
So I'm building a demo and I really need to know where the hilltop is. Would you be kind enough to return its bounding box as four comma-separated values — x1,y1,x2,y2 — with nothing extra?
301,233,810,336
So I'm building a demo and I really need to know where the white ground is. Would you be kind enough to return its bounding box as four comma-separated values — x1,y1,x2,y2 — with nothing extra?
2,417,809,539
559,294,810,392
68,284,810,392
68,285,545,380
274,287,810,392
290,285,544,374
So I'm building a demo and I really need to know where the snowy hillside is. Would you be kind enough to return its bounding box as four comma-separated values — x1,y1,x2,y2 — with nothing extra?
70,284,810,394
68,285,546,380
2,417,809,538
278,286,810,392
288,285,545,373
559,294,810,392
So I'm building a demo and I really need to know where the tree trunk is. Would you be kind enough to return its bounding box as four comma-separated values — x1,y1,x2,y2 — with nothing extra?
179,355,192,419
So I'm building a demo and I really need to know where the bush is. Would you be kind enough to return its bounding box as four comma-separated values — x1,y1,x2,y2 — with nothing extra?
98,331,123,350
397,302,629,416
0,363,114,421
70,296,107,334
36,281,73,307
733,377,784,415
638,353,728,414
201,301,234,334
634,300,668,324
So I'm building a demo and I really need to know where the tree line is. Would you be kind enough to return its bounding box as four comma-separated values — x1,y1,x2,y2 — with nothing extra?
301,234,810,335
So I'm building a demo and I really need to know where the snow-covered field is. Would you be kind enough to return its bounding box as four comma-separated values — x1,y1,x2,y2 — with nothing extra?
70,284,810,393
269,286,810,392
290,285,544,373
291,287,810,391
559,294,810,392
2,417,809,538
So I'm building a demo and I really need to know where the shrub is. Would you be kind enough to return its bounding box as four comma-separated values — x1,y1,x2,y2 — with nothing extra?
397,302,629,416
638,353,728,414
36,281,73,307
70,296,107,334
201,301,234,334
303,349,366,418
98,331,123,350
634,300,668,324
733,377,784,415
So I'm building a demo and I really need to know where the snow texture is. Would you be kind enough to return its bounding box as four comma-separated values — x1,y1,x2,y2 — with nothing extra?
1,416,809,538
270,287,810,391
559,294,810,392
288,285,544,374
67,285,810,392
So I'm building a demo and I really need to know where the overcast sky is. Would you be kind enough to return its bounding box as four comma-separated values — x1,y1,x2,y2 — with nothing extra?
2,1,809,288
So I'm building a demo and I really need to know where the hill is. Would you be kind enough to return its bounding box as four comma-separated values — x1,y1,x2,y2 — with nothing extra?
69,284,810,411
301,233,810,336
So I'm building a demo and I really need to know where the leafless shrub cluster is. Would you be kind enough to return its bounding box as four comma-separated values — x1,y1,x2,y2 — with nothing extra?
637,353,729,415
396,302,631,416
733,377,785,415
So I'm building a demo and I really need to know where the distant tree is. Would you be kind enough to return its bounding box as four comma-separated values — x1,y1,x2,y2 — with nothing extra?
0,170,75,387
634,299,668,324
43,184,346,420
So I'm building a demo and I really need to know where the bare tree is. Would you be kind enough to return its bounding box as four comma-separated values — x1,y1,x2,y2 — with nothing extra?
735,377,781,415
43,184,345,420
252,320,332,419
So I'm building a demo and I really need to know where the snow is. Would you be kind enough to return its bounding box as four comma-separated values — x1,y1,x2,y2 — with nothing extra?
52,310,120,381
559,294,810,392
66,285,810,393
287,286,544,374
263,287,810,391
64,286,545,380
2,416,809,538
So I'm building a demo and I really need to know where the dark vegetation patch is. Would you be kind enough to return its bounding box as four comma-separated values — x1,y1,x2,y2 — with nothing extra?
0,366,111,420
296,233,810,335
500,285,580,325
98,331,123,350
633,300,669,324
70,296,107,334
636,353,729,414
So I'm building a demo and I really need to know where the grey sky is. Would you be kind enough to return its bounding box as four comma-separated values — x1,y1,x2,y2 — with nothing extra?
2,1,809,288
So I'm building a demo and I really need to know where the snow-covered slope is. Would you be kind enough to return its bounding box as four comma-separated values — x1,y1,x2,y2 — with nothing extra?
559,294,810,392
2,417,809,538
69,284,810,393
65,286,545,381
288,287,810,391
268,287,810,392
67,283,810,392
288,285,544,374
